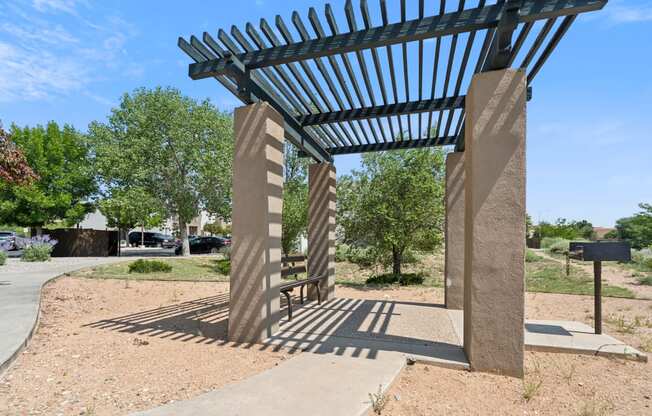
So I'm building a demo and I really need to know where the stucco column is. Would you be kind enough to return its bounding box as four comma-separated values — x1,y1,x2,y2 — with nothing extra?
229,102,284,343
463,68,526,378
445,151,465,310
307,162,336,302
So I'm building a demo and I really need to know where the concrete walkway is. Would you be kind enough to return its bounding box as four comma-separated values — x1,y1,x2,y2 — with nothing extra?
132,298,468,416
0,257,130,375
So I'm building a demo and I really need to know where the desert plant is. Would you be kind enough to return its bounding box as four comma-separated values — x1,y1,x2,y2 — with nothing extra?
128,259,172,274
526,249,542,262
366,273,425,286
19,235,57,262
368,384,388,415
215,259,230,275
605,314,637,334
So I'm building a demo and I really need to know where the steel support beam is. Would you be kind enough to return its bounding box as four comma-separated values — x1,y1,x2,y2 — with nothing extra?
186,49,331,162
188,0,606,80
299,96,465,126
299,137,457,157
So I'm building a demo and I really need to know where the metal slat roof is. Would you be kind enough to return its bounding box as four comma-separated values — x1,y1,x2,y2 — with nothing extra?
179,0,607,162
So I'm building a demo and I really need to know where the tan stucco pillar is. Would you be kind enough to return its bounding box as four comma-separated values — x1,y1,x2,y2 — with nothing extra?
229,102,284,343
307,162,336,302
463,68,526,378
445,151,465,310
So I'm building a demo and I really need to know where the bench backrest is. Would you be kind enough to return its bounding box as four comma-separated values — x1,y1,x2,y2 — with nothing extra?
281,255,307,279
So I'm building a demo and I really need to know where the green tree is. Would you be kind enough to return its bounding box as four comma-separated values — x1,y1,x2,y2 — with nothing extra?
0,122,96,234
612,203,652,249
98,187,165,248
281,144,309,255
337,148,446,277
533,218,595,240
89,87,233,255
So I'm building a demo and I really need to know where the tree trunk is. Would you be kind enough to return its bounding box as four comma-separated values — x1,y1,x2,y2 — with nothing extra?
179,221,190,257
392,246,402,277
34,225,43,237
140,225,145,248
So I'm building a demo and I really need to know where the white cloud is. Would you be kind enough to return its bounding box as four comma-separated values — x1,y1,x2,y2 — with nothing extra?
32,0,83,15
0,1,139,103
603,0,652,24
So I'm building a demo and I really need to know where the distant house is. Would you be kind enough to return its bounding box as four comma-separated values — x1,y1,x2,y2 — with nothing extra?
593,227,616,240
78,209,227,237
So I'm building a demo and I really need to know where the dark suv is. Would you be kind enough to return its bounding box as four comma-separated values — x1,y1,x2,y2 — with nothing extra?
128,232,175,248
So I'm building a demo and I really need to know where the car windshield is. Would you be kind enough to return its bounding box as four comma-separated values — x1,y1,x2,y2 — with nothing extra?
0,232,12,237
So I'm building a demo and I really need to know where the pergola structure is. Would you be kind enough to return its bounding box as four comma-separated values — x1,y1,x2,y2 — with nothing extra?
179,0,606,378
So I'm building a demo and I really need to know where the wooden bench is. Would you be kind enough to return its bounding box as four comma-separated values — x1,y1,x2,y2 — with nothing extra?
280,255,325,321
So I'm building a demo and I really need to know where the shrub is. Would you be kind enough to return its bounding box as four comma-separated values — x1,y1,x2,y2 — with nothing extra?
638,276,652,286
541,237,570,255
0,250,6,266
541,237,567,249
366,273,424,286
525,250,542,263
335,243,350,262
215,259,230,275
632,249,652,271
19,235,57,262
128,259,172,274
220,244,231,260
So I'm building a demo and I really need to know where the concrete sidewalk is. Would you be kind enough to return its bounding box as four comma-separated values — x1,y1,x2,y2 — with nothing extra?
0,257,130,376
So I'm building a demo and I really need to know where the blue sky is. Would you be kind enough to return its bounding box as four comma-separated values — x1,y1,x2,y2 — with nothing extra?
0,0,651,227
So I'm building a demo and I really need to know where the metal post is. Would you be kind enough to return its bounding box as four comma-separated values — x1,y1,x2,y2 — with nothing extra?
566,252,570,276
594,260,602,334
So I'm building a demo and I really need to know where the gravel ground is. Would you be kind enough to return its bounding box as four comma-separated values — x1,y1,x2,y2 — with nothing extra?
0,277,291,416
1,280,650,416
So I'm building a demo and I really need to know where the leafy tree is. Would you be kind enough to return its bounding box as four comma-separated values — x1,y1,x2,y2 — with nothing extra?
89,87,233,255
337,148,446,277
533,218,595,240
204,221,231,236
281,144,309,255
0,122,96,235
98,187,165,247
612,203,652,249
0,125,38,185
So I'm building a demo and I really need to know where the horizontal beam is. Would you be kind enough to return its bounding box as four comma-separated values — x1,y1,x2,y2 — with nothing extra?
299,137,457,157
189,0,606,79
299,96,465,126
180,43,331,162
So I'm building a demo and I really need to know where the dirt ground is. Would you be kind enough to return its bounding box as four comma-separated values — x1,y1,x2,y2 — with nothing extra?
352,286,652,416
0,277,291,416
1,279,650,416
537,250,652,300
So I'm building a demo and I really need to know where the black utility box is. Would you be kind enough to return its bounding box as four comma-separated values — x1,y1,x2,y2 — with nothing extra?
569,241,631,262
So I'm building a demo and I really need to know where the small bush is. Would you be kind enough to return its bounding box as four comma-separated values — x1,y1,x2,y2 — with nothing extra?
366,273,424,286
638,276,652,286
215,259,230,275
525,250,542,262
128,259,172,274
0,250,6,266
220,244,231,259
542,237,570,255
335,243,350,262
19,235,57,262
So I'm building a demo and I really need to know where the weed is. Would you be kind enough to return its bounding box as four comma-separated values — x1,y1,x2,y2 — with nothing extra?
637,275,652,286
523,360,543,402
526,250,543,263
564,363,576,384
369,384,388,415
605,314,637,334
576,400,612,416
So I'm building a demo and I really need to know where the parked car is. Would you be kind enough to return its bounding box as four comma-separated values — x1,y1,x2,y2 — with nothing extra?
128,232,175,248
175,236,226,255
0,231,17,250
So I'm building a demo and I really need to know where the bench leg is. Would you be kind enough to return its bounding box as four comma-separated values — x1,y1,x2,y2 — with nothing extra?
282,291,293,321
315,283,321,305
300,285,305,304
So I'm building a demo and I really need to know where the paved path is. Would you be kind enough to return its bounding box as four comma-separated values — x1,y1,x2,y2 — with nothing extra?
0,257,129,375
132,298,469,416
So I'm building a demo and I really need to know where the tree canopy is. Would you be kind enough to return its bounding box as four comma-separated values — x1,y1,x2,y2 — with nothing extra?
89,87,233,255
0,125,38,185
337,148,446,277
98,187,164,232
533,218,595,241
610,203,652,250
0,122,96,232
281,144,309,255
